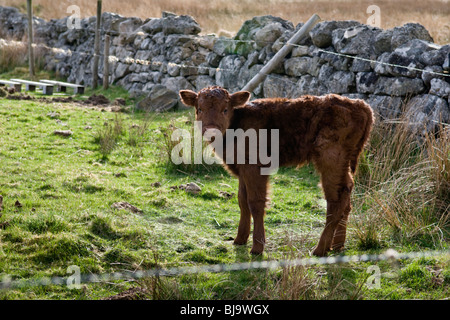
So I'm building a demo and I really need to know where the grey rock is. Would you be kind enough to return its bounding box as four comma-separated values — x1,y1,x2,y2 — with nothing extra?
135,85,179,112
374,76,425,96
366,95,404,120
373,29,393,54
429,78,450,98
291,45,310,57
404,94,450,135
233,15,293,57
206,52,222,67
420,44,450,66
215,55,246,91
162,76,195,93
390,23,433,49
332,25,381,55
263,75,295,98
315,47,351,71
118,17,143,34
421,65,445,87
191,75,216,91
318,64,335,83
325,71,355,94
309,20,361,48
235,15,294,41
291,75,322,97
254,22,286,48
394,39,441,64
350,56,372,72
284,56,320,77
114,62,131,81
356,72,379,94
444,52,450,71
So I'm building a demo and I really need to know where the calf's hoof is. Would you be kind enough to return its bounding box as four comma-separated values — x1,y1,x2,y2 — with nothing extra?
312,246,329,257
250,243,264,255
233,238,248,246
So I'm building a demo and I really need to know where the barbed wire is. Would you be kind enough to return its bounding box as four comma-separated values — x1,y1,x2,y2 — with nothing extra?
0,248,448,291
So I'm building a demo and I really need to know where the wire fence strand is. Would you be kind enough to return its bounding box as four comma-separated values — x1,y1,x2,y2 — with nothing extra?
1,248,449,290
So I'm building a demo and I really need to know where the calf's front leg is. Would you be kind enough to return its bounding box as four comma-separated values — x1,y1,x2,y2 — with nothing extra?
234,177,251,245
238,169,268,255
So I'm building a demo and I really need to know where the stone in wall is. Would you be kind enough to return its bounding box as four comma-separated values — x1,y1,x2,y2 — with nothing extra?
1,5,450,133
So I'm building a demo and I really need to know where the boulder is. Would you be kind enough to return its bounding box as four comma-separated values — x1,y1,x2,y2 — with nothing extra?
309,20,361,48
404,94,450,135
263,75,295,98
235,15,294,41
315,47,351,71
215,55,246,91
232,15,294,57
142,14,201,35
366,95,404,120
356,72,379,94
421,65,445,87
284,56,320,77
254,22,286,48
291,75,323,97
420,44,450,66
374,51,425,78
332,25,382,55
374,76,425,96
390,23,433,49
429,78,450,98
325,71,355,94
135,85,179,112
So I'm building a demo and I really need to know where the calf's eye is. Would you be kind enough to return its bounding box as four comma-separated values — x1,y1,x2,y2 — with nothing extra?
197,108,202,113
223,109,228,114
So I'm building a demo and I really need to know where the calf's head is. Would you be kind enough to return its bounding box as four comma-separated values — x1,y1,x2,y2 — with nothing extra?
179,86,250,135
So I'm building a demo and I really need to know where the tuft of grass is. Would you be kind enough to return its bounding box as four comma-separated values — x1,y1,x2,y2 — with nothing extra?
352,117,450,249
93,115,126,158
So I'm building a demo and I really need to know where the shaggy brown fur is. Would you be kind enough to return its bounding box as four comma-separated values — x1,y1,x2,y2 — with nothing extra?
180,86,374,256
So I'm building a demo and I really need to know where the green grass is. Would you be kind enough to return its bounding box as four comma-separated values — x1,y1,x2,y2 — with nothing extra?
0,76,448,300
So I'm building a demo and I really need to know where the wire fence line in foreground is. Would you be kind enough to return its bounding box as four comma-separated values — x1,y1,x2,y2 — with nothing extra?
1,248,448,291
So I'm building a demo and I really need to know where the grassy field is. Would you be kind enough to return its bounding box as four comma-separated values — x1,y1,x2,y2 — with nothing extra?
0,0,449,44
0,65,449,299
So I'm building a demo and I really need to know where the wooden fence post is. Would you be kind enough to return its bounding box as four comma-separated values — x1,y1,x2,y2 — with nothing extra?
242,13,321,93
103,34,110,90
26,0,35,77
92,0,102,89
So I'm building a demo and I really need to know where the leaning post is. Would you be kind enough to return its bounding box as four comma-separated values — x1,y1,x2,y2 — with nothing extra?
242,13,321,93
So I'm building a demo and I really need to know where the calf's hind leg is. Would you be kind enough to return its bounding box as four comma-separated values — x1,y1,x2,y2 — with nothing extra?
331,173,353,252
312,154,353,257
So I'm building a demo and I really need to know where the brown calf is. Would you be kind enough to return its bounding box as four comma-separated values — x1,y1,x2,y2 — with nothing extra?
179,86,374,256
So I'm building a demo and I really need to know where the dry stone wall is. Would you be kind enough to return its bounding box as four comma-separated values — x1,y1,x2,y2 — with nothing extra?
1,6,449,135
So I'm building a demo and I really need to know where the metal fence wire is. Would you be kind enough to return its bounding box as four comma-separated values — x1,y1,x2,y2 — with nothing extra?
1,248,449,290
1,26,449,292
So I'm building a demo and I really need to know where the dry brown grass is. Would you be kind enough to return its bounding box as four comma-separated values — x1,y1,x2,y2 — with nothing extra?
352,118,450,250
1,0,449,44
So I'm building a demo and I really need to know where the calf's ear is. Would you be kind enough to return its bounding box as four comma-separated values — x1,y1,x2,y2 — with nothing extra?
230,91,250,108
179,90,198,107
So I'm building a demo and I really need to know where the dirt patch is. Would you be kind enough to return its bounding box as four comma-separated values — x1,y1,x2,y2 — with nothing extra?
82,94,110,106
111,201,143,214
